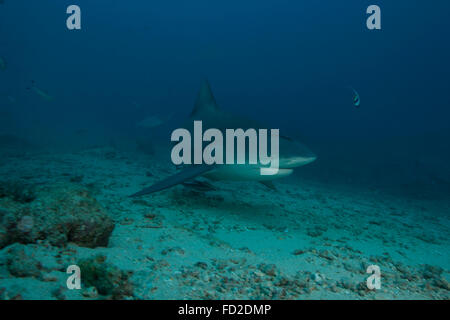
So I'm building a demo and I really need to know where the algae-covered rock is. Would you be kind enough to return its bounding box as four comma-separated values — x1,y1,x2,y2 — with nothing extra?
78,255,133,299
0,180,36,203
6,244,42,278
0,183,115,249
0,208,10,247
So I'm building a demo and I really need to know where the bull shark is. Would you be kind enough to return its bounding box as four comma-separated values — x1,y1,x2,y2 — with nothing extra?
130,80,316,197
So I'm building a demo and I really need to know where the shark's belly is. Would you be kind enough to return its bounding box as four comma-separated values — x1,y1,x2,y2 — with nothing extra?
203,165,293,181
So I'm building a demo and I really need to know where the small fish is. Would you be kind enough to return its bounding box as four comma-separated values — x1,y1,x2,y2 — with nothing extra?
27,80,54,101
136,115,164,128
0,56,6,71
136,113,173,128
349,86,360,108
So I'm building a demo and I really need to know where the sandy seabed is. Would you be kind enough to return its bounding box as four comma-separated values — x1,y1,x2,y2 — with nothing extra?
0,147,449,300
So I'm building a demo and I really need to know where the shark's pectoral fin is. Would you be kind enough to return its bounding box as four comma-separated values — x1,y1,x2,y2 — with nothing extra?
260,181,277,191
130,165,214,197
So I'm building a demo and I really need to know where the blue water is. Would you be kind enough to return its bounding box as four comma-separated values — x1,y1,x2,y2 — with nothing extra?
3,1,449,191
0,0,449,300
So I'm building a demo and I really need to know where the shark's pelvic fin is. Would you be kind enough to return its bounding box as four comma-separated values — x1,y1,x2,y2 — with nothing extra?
190,79,219,116
260,181,277,191
182,179,217,192
129,165,214,197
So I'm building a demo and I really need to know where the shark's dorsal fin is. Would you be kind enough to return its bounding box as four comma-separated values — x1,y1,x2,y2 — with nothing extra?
191,80,219,116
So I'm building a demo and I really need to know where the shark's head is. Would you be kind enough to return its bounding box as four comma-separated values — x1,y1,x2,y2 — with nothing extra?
278,134,317,169
189,80,317,180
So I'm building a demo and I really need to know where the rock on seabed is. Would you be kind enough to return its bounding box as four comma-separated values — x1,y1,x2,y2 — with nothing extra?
0,182,114,248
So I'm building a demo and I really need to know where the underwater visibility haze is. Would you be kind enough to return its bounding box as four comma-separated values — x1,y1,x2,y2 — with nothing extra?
0,0,449,300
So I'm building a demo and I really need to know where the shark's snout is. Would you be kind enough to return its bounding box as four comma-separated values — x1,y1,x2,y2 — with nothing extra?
279,155,317,169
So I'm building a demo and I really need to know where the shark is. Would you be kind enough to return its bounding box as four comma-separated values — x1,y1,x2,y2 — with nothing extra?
130,80,316,197
27,81,53,101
